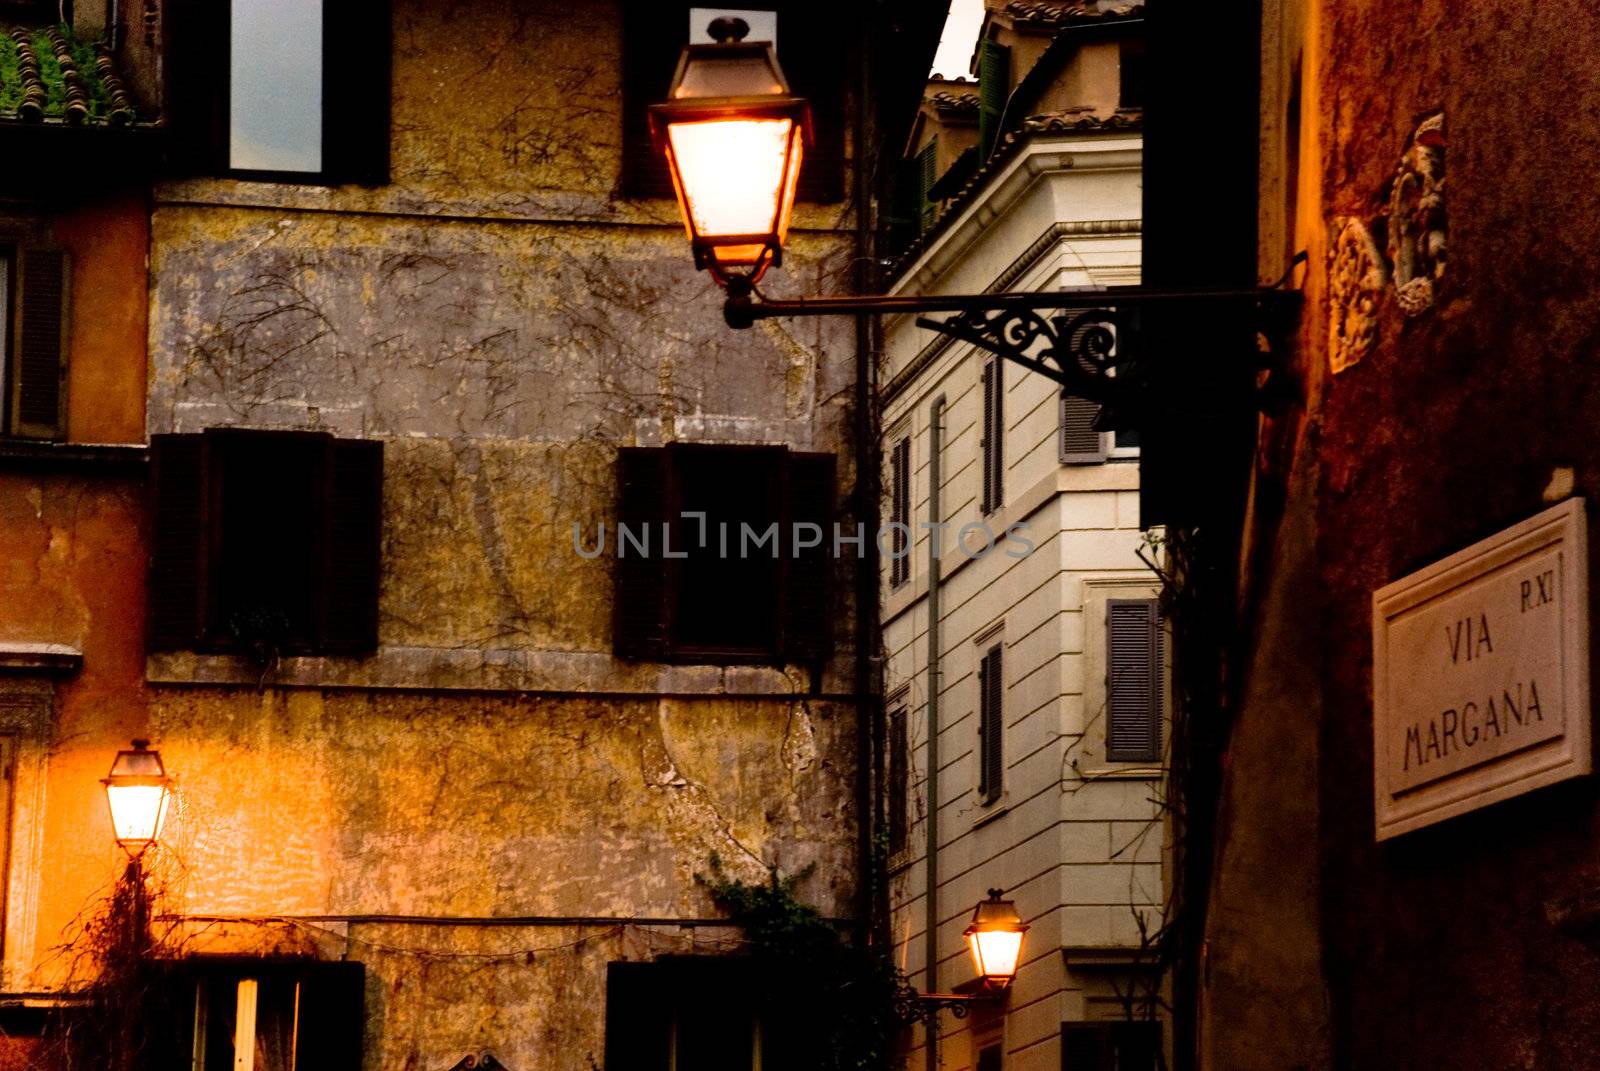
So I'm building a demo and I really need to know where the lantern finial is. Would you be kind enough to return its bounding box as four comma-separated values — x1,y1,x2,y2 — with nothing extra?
707,16,750,43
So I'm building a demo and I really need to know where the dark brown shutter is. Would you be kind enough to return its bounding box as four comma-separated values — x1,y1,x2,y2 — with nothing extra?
979,644,1003,803
1106,598,1162,762
1061,1022,1112,1071
782,5,844,204
605,961,672,1071
620,2,685,197
1060,394,1107,464
783,451,835,662
294,961,366,1071
890,436,910,587
9,247,69,440
977,39,1011,159
888,706,909,854
614,447,670,660
1109,1021,1161,1070
318,438,384,653
323,0,392,185
147,434,209,651
164,0,229,172
981,360,1004,514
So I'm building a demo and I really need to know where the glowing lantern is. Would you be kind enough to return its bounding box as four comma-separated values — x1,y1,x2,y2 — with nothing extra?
650,16,810,284
964,889,1028,988
102,739,171,857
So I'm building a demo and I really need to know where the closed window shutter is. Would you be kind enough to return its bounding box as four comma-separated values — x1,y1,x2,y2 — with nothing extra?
147,434,209,651
165,0,228,172
916,137,939,233
606,961,672,1071
614,448,670,660
322,0,392,185
9,247,69,440
977,39,1011,159
1059,394,1108,464
888,707,909,853
783,451,835,662
890,436,910,587
620,2,682,198
318,438,384,653
979,643,1003,802
1106,599,1162,762
294,961,366,1071
981,360,1003,514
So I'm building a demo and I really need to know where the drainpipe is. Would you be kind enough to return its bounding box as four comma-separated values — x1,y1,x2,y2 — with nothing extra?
924,395,945,1071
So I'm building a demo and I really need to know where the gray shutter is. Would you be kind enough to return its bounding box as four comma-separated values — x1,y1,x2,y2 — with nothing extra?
977,39,1011,159
1106,599,1162,762
1060,394,1108,464
980,362,995,514
9,247,69,440
979,644,1003,802
981,359,1004,513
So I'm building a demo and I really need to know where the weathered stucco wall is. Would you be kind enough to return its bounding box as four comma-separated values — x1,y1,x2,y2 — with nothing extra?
1208,0,1600,1068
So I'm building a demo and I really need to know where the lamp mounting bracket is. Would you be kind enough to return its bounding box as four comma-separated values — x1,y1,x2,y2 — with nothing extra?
892,983,1001,1024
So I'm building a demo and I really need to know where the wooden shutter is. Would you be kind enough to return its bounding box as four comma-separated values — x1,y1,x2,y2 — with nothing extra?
1061,1022,1112,1071
620,3,687,198
890,436,910,587
981,360,1003,514
318,438,384,653
606,961,672,1071
614,448,670,660
888,706,909,854
979,643,1003,803
147,434,210,651
915,137,939,233
977,39,1011,159
783,451,835,662
1106,599,1162,762
323,0,392,185
1060,394,1108,464
8,247,69,440
781,5,844,204
164,0,229,172
295,961,366,1071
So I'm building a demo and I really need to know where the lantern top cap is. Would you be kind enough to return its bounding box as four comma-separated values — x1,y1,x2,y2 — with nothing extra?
966,889,1027,933
105,739,168,783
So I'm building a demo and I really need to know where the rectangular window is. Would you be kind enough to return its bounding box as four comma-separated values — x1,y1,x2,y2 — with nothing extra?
606,958,796,1071
174,960,364,1071
1119,38,1148,110
981,358,1004,515
978,643,1003,804
1105,599,1163,763
147,430,385,656
1061,1020,1161,1071
889,434,911,588
3,245,69,442
621,1,842,201
613,444,834,664
888,706,909,855
170,0,389,184
977,1041,1004,1071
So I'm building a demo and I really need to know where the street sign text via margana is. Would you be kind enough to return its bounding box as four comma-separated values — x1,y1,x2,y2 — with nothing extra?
1372,498,1590,840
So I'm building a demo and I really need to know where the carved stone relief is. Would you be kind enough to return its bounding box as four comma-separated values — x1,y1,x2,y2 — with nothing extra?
1328,218,1387,374
1387,112,1446,317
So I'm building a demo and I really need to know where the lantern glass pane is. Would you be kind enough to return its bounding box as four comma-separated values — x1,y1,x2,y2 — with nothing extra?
968,928,1024,981
668,117,794,245
107,783,169,845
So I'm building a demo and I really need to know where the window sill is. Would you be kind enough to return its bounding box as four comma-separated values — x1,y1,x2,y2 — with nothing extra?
973,795,1010,829
887,849,914,876
1076,765,1163,782
0,440,146,474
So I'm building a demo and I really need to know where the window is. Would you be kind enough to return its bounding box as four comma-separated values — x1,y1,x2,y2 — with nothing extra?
889,434,911,588
1061,1020,1161,1071
977,38,1011,159
147,429,384,655
1105,599,1163,763
159,959,364,1071
978,642,1003,804
621,1,843,201
981,358,1004,515
613,443,834,664
606,958,801,1071
3,245,69,441
168,0,389,184
888,705,909,856
1118,39,1148,111
977,1040,1004,1071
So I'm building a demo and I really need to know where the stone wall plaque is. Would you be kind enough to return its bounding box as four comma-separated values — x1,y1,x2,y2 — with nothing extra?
1372,499,1590,839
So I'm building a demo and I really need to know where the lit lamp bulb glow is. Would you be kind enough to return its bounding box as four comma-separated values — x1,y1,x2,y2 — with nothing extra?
102,739,171,857
964,889,1028,988
651,16,810,284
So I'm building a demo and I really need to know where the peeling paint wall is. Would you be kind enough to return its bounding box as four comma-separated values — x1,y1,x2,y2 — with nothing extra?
13,1,865,1067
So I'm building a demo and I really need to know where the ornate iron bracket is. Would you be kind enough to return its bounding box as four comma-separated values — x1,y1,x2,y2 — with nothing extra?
891,983,1001,1024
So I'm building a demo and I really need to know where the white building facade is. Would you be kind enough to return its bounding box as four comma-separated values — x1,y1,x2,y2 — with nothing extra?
881,122,1169,1071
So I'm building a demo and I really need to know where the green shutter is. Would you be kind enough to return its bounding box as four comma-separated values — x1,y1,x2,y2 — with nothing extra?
916,137,939,234
978,39,1011,159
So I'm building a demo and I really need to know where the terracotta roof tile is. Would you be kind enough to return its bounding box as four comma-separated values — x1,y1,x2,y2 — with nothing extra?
0,23,146,125
1004,1,1145,28
928,90,980,115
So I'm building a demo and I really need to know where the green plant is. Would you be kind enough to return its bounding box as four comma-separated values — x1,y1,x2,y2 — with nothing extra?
699,856,907,1071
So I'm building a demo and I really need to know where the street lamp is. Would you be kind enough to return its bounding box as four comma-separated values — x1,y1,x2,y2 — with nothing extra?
648,16,810,285
102,739,171,858
964,889,1029,988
